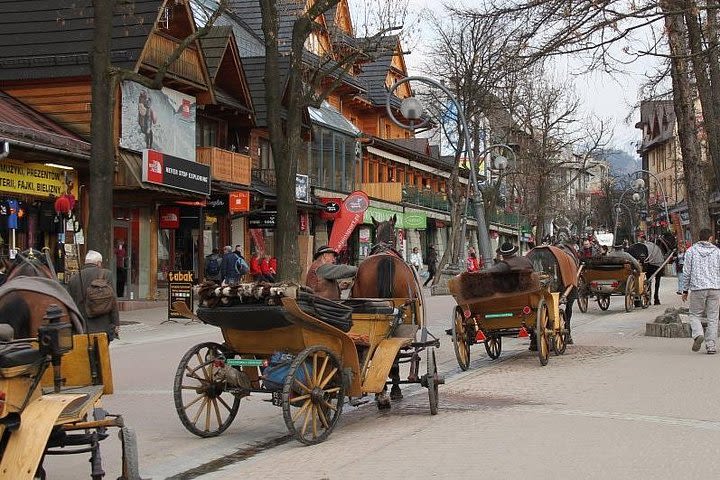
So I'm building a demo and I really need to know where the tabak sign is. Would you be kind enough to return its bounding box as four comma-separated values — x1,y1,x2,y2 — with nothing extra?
142,149,211,195
328,191,370,252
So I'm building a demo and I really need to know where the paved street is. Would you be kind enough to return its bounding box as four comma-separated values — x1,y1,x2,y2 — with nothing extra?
45,279,720,479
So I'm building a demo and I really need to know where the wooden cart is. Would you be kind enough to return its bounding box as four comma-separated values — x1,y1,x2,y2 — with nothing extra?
172,284,442,445
577,258,649,313
448,269,566,369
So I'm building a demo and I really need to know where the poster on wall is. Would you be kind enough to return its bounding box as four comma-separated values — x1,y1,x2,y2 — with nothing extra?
119,81,196,161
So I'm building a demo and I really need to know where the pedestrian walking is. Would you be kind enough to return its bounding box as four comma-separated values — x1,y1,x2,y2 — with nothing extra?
220,245,239,284
682,228,720,354
409,247,423,273
422,245,437,287
67,250,120,341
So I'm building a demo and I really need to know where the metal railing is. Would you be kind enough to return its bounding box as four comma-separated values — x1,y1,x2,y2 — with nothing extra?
402,186,450,212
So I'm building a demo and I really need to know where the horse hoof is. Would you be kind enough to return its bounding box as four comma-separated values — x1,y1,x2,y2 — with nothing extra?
376,398,391,410
390,386,403,401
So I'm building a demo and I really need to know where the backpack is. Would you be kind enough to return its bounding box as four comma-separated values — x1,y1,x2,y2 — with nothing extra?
85,277,116,318
205,255,220,277
235,256,250,276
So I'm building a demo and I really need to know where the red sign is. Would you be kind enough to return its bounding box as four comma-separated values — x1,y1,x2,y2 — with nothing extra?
229,191,250,213
319,197,342,220
159,206,180,229
299,212,308,232
328,191,369,252
145,149,164,185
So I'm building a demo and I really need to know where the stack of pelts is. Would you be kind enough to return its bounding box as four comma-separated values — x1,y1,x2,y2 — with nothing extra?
197,281,304,308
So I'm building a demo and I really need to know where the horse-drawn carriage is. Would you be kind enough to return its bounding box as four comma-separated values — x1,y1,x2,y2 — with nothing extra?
173,283,442,445
0,249,139,479
448,245,578,369
576,257,649,312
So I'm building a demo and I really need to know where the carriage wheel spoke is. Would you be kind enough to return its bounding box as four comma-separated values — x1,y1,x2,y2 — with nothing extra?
321,398,338,412
191,397,208,425
293,378,312,394
318,367,338,389
212,398,222,428
312,352,318,385
292,399,312,422
302,363,314,388
316,355,329,388
300,403,312,437
311,404,318,438
323,387,341,395
183,394,205,410
317,404,330,428
194,353,211,380
204,395,212,432
289,394,311,404
217,395,234,413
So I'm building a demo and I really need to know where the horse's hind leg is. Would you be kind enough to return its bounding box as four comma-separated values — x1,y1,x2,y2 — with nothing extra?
389,363,402,400
375,386,391,410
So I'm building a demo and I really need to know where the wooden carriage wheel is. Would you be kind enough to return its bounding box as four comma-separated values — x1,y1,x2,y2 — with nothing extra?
553,307,567,356
624,275,635,312
536,299,550,366
282,346,345,445
641,283,651,309
451,306,471,370
577,278,589,313
173,342,241,438
426,348,439,415
484,335,502,360
597,294,611,311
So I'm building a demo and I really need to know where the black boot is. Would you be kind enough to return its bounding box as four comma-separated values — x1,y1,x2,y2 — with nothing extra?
528,334,537,351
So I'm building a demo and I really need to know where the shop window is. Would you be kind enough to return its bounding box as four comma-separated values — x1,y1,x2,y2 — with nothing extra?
196,116,218,147
322,129,333,187
345,138,356,191
334,134,344,190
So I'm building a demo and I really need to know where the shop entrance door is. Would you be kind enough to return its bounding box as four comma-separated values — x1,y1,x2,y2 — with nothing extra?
113,224,131,299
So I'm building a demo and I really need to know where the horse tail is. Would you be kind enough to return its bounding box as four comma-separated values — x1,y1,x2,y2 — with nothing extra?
377,256,396,297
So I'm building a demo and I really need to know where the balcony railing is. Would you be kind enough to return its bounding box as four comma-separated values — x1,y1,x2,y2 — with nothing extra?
402,186,450,212
361,182,402,203
488,210,530,230
196,147,251,185
143,33,205,85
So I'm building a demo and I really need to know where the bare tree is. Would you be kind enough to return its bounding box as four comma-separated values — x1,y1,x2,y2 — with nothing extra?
420,11,533,277
88,0,228,262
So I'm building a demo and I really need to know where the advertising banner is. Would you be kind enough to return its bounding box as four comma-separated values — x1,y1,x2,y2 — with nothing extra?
142,149,211,195
0,160,78,198
319,197,342,220
328,191,369,252
363,206,403,227
159,206,180,229
120,81,196,161
296,174,310,203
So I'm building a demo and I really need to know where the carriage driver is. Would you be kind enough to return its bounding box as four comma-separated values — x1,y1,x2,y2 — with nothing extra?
607,243,643,273
489,241,534,272
305,245,358,300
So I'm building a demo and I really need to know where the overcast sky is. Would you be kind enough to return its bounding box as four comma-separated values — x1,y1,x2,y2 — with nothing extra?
349,0,664,157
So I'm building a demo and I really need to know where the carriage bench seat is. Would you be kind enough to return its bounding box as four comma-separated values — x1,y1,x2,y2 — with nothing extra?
341,298,395,315
448,269,540,305
0,344,43,377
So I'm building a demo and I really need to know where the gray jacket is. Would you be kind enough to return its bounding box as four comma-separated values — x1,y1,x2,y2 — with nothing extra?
683,241,720,291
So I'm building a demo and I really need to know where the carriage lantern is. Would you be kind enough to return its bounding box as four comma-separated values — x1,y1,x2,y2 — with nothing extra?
38,304,74,392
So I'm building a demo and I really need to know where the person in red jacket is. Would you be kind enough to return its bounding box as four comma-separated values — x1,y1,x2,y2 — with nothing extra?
250,252,267,282
260,254,276,282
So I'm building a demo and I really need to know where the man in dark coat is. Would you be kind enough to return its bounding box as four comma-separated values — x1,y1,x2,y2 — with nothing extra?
489,241,533,272
423,245,438,287
67,249,120,341
220,245,239,284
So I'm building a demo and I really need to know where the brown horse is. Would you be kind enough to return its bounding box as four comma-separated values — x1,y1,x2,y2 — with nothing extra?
351,215,424,404
0,249,83,339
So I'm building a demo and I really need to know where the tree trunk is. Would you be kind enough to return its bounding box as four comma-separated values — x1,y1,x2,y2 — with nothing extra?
685,1,720,185
662,0,711,238
706,0,720,188
89,0,115,263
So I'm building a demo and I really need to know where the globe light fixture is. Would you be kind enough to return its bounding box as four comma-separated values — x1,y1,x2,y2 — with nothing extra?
493,155,508,171
400,97,424,121
632,192,641,202
632,178,645,191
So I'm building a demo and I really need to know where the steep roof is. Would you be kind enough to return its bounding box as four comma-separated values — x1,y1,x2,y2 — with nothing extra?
356,35,402,106
0,0,162,81
201,25,235,80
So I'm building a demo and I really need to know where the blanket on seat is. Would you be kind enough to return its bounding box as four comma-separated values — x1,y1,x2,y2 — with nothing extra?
448,270,540,305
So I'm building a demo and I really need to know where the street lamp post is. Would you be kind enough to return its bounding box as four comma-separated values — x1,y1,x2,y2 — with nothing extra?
613,188,642,243
385,76,494,269
629,169,670,228
613,202,635,241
